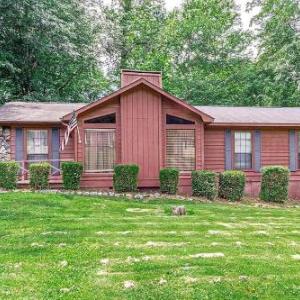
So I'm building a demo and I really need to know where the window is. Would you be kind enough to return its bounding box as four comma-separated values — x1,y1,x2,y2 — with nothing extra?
27,130,48,161
166,129,195,171
166,114,194,124
234,131,252,169
84,129,115,172
85,113,116,124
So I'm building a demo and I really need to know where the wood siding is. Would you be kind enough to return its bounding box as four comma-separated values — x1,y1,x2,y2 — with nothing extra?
204,128,225,172
121,71,162,88
121,86,161,186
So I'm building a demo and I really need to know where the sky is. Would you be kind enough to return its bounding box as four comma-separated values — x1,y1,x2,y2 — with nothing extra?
102,0,260,30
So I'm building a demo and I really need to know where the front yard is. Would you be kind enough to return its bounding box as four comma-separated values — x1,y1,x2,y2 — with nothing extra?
0,192,300,299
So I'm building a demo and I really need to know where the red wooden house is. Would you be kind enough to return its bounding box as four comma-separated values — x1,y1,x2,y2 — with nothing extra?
1,70,300,198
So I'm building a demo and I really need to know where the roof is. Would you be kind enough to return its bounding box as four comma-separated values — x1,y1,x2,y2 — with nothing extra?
2,101,300,127
196,106,300,126
0,102,85,124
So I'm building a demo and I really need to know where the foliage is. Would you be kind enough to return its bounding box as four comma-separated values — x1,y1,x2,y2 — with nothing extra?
159,168,179,194
0,161,19,190
113,164,139,192
1,0,299,107
250,0,300,106
219,170,246,201
260,166,289,202
29,163,51,190
61,162,83,190
0,0,108,103
101,0,169,84
192,170,218,200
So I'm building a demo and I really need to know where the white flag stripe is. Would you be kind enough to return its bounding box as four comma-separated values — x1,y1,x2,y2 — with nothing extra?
60,111,78,152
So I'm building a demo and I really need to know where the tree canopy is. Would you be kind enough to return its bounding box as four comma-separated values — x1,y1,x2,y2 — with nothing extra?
0,0,299,106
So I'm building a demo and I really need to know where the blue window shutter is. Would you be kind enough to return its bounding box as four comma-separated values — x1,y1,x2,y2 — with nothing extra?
51,128,60,175
225,129,232,170
15,128,24,161
289,129,297,171
254,130,261,172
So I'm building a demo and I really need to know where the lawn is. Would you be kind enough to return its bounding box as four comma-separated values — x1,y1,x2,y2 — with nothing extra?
1,193,300,299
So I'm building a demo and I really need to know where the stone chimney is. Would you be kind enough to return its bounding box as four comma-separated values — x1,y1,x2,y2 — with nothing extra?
121,70,162,88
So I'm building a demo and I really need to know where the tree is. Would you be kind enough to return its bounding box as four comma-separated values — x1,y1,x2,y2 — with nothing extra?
0,0,108,104
159,0,255,106
101,0,169,85
250,0,300,106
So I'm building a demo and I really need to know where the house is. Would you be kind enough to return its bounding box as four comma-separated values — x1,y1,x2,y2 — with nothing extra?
1,70,300,198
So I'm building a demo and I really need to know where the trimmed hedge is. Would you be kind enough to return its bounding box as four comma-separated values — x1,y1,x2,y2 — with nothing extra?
29,163,51,190
219,170,245,201
192,170,218,200
260,166,289,202
0,161,19,190
113,164,139,192
159,168,179,194
62,162,83,190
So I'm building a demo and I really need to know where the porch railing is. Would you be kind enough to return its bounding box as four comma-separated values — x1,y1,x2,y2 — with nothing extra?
16,159,74,182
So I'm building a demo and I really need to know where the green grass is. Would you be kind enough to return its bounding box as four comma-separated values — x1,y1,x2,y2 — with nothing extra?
0,192,300,299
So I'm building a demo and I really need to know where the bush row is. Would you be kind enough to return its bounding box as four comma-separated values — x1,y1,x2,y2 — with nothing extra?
0,161,290,202
0,161,84,190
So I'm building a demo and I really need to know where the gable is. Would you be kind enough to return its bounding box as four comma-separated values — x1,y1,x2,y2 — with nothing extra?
61,79,214,123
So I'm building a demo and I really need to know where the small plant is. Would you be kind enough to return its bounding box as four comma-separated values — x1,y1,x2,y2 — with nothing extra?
192,170,218,200
61,162,83,190
113,164,139,192
219,170,245,201
0,161,19,190
260,166,289,202
159,168,179,194
29,163,51,190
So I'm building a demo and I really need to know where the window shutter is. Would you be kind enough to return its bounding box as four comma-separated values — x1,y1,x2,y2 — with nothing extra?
51,128,60,175
254,130,261,172
289,129,297,171
15,128,24,161
225,129,232,170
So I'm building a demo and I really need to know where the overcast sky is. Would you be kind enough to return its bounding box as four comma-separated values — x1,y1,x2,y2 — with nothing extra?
102,0,260,29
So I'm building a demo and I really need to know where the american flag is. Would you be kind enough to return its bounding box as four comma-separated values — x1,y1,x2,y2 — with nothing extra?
60,111,80,152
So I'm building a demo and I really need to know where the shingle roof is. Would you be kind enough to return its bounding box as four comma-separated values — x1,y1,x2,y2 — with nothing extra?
196,106,300,125
0,102,86,123
1,102,300,126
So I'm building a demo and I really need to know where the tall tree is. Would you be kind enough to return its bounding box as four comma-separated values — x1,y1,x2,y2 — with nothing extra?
250,0,300,106
101,0,169,85
0,0,108,104
162,0,253,105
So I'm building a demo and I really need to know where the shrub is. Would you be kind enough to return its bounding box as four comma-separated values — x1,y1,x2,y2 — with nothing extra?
0,161,19,190
29,163,51,190
159,168,179,194
219,170,245,201
113,164,139,192
61,162,83,190
192,170,218,200
260,166,289,202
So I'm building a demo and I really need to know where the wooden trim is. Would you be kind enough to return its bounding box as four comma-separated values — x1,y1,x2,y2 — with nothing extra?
208,123,300,128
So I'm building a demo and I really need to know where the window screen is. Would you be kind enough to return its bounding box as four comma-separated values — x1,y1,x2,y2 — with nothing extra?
166,129,195,171
234,131,252,169
85,129,115,172
27,130,48,161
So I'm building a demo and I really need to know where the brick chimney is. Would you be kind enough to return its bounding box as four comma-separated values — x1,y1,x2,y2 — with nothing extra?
121,70,162,88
